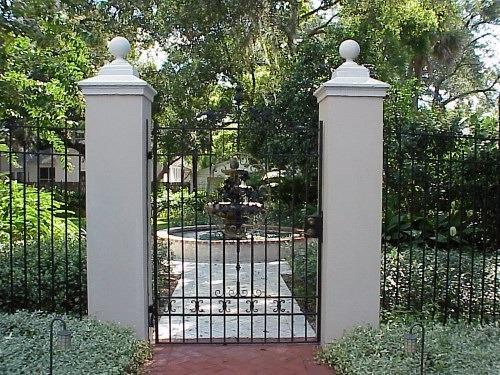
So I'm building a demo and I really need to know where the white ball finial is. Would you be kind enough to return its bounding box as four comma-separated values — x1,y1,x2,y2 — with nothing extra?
108,37,131,60
339,39,360,62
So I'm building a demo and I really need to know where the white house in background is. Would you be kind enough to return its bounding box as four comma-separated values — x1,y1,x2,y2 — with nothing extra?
0,148,85,186
195,159,258,192
159,158,192,186
157,157,264,192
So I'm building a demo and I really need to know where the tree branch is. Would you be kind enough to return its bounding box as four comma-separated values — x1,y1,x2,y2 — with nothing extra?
300,0,339,20
442,76,500,106
306,13,337,38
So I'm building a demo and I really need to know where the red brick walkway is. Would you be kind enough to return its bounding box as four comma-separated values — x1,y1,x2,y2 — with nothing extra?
145,344,333,374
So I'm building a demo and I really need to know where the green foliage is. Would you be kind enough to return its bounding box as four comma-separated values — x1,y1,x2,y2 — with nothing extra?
0,16,92,150
317,319,500,374
157,187,210,228
285,241,318,316
383,112,499,251
199,129,239,168
382,245,499,322
0,239,86,314
239,35,333,172
0,311,151,375
0,176,80,244
0,0,156,148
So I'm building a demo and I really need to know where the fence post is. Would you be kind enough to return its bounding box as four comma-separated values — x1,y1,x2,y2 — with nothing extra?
314,40,390,345
79,37,156,339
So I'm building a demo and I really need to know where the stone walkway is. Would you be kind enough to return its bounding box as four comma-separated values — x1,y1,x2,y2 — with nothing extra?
145,344,333,374
158,261,316,341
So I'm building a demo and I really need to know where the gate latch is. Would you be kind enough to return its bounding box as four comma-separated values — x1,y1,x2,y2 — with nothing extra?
304,213,322,239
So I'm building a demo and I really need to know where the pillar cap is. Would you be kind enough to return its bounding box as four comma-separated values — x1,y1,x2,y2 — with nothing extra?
78,36,157,101
314,39,389,102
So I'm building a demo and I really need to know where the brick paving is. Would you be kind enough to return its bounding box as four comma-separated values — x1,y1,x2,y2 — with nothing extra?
145,344,333,374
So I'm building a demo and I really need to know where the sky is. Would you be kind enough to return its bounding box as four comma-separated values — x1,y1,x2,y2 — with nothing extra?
482,24,500,69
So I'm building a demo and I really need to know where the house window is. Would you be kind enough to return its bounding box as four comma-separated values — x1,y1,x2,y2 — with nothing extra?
39,167,55,182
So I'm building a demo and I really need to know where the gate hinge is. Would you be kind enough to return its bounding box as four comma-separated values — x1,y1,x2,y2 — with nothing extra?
147,151,153,160
148,304,156,327
305,213,322,239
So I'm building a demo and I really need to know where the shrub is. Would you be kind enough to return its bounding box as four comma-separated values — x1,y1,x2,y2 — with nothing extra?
286,241,498,323
382,245,499,322
156,187,209,227
0,311,151,375
285,240,318,316
0,176,80,244
0,240,86,314
317,319,500,375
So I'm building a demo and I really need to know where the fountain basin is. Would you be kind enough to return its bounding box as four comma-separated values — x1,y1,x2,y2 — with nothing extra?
157,225,305,262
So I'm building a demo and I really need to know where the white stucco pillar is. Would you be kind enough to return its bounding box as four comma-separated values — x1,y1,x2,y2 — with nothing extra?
78,37,156,339
314,40,390,345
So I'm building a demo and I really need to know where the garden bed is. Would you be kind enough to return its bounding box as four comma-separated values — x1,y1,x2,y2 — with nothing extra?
317,318,500,374
0,311,151,374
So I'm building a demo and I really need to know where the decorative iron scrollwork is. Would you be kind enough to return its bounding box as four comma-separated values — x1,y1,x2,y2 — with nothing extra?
272,299,286,313
189,299,204,313
218,299,231,313
253,289,263,297
167,300,177,313
245,300,258,313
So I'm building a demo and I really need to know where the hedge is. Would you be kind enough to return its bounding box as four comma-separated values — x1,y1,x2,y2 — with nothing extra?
0,240,86,314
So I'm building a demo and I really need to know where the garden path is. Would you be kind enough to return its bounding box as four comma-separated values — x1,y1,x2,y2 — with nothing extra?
158,261,316,341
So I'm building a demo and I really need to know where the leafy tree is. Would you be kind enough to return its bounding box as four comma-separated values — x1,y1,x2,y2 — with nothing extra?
0,18,92,152
339,0,499,107
0,0,156,150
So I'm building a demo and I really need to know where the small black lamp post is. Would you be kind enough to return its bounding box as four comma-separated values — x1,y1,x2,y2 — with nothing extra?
404,322,425,375
48,317,72,375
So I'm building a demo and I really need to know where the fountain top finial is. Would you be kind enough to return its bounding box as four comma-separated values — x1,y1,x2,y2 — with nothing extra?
229,157,239,170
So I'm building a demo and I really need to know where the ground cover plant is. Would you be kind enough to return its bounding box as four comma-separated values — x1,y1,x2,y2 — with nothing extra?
317,318,500,375
0,311,151,375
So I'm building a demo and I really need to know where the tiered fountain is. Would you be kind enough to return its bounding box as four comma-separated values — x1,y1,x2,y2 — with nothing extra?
157,156,305,262
206,157,264,239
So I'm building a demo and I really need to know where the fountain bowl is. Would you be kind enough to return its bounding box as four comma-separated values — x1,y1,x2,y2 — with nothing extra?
157,225,306,263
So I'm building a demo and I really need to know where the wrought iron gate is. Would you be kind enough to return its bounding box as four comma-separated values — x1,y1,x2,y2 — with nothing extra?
149,104,322,344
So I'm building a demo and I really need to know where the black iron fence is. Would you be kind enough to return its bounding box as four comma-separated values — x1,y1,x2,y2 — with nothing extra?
2,114,497,330
0,124,86,315
382,121,499,323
